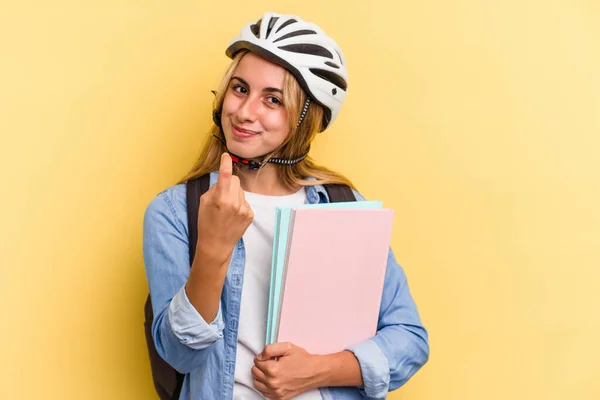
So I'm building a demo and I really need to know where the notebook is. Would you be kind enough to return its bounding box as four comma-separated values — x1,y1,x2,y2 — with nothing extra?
266,200,382,345
272,207,394,355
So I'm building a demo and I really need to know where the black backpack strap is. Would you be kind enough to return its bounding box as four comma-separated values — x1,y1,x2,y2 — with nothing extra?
324,183,356,203
186,174,211,267
170,174,211,400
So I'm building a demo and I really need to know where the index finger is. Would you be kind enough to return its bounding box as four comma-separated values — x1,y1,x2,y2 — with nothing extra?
256,342,293,361
217,152,233,188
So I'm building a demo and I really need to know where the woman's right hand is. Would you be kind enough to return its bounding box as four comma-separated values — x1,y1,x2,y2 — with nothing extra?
195,152,254,267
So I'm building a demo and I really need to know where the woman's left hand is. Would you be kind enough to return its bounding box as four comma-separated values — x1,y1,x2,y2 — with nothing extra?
252,342,322,400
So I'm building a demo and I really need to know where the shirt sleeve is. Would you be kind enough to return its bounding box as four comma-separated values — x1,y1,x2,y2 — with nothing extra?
345,339,390,398
169,284,224,350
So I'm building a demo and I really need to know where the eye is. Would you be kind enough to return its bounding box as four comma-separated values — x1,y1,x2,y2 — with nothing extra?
267,96,283,106
232,84,248,94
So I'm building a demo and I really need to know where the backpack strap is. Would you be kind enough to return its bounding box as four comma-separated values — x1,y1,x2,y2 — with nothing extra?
324,183,356,203
186,174,211,267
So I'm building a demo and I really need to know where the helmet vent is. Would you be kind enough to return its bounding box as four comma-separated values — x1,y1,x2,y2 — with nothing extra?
273,30,317,43
250,21,261,38
309,68,347,91
265,17,279,39
278,44,333,59
275,19,298,33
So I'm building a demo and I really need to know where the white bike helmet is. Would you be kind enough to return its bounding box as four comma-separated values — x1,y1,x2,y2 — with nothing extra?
225,12,348,131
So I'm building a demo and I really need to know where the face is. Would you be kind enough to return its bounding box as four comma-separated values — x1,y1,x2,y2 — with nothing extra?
220,53,290,159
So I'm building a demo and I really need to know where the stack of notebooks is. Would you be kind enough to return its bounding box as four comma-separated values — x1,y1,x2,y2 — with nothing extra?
265,200,394,355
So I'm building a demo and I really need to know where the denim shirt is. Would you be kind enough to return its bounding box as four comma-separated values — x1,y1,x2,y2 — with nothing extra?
143,172,429,400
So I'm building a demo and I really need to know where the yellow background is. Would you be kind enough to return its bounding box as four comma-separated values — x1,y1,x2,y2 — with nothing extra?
1,1,599,399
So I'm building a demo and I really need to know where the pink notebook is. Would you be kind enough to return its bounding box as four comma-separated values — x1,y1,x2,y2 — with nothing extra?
275,208,394,355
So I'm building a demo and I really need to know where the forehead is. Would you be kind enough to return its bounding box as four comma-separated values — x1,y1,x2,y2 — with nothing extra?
233,52,286,89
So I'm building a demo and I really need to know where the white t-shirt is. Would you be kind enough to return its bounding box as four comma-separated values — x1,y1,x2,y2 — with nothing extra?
233,188,322,400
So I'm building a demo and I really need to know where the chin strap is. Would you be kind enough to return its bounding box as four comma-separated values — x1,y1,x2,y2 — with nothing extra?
211,134,309,171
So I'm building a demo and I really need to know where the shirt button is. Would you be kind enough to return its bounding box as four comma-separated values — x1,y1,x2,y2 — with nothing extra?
230,319,238,330
232,275,242,287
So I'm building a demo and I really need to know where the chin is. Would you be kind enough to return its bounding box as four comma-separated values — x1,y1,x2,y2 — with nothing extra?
231,148,263,160
223,131,270,160
223,138,262,160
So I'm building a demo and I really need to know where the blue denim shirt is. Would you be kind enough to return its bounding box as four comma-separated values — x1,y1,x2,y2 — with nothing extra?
143,172,429,399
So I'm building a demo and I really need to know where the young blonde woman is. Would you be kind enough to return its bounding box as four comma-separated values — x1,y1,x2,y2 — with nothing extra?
143,12,429,400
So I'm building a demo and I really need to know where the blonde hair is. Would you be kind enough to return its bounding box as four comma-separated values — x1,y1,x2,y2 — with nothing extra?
178,50,355,191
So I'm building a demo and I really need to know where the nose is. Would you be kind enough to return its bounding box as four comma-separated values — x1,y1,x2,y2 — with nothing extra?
236,95,260,123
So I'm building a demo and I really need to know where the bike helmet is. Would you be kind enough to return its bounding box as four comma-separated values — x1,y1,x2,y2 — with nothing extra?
225,12,348,131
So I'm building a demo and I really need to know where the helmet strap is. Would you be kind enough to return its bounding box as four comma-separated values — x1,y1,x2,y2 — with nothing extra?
211,133,309,171
297,97,311,127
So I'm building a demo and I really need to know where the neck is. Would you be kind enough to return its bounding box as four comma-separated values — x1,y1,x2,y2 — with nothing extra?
236,164,299,196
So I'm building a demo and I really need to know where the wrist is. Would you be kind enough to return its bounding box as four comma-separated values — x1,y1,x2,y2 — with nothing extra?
194,241,232,270
311,351,363,388
311,353,335,388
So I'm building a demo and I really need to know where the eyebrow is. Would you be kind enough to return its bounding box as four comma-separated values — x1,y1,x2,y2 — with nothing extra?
232,76,283,95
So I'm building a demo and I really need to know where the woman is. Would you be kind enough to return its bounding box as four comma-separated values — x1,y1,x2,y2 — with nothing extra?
143,12,429,400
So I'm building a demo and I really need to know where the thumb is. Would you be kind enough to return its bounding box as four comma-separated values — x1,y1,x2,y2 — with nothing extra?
218,152,233,179
215,152,233,195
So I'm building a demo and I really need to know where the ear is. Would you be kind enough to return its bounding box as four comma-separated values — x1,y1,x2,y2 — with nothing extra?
211,90,222,127
212,110,222,128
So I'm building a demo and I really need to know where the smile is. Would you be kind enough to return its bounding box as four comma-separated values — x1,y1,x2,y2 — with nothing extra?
232,124,260,139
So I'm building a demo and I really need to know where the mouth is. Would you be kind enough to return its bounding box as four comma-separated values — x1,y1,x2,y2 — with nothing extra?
232,124,260,139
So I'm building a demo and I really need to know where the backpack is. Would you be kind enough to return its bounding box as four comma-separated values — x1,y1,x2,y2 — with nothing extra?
143,174,356,400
